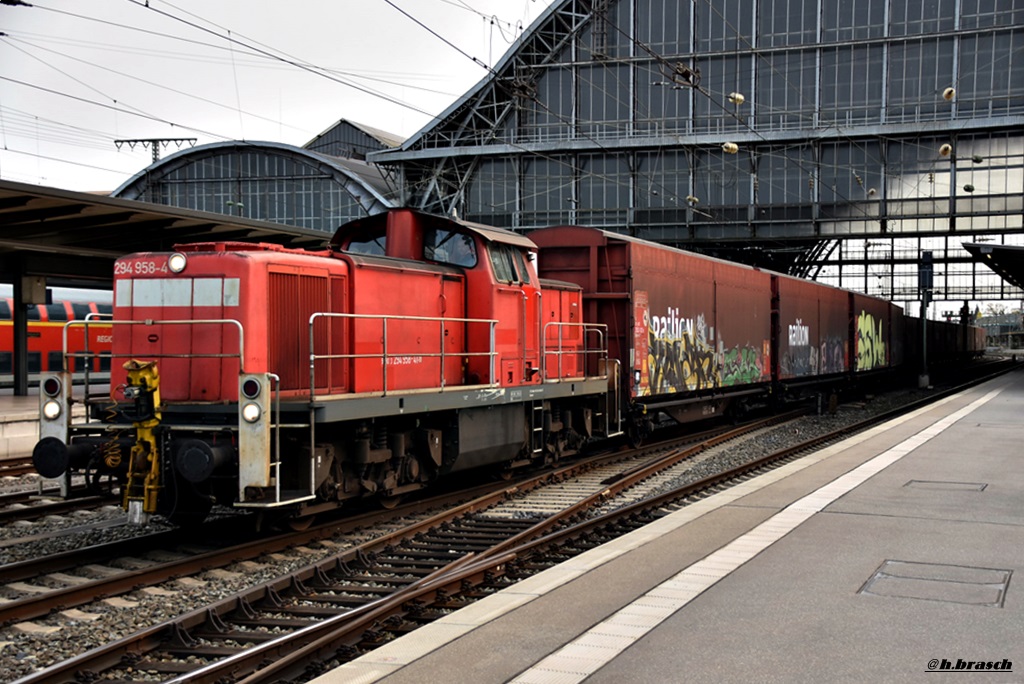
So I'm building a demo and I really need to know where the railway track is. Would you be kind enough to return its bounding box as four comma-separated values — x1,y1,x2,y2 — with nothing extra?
0,411,786,626
5,362,1016,683
0,491,111,526
0,458,38,479
0,411,797,682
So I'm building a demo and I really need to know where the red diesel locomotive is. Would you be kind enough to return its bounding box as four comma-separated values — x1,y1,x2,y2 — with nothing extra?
33,209,616,525
32,209,981,526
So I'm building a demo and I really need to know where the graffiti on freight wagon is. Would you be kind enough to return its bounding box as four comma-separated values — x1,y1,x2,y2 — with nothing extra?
722,343,767,385
646,316,719,394
778,318,846,376
633,293,766,396
856,310,887,370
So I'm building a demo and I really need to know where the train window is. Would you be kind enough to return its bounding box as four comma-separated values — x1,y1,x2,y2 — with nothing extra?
71,303,93,320
100,355,111,372
489,244,520,284
46,304,68,322
0,352,10,374
346,231,386,256
48,351,63,372
424,228,477,268
0,300,9,320
27,306,40,321
27,352,41,373
513,249,532,285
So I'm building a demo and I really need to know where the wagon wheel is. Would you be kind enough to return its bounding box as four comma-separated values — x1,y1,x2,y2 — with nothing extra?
626,423,644,449
286,515,316,531
379,495,403,510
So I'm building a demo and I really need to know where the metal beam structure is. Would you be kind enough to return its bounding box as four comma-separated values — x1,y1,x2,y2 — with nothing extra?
371,0,1024,305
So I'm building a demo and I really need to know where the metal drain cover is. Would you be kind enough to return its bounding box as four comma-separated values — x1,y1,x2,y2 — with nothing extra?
860,560,1010,607
903,480,988,491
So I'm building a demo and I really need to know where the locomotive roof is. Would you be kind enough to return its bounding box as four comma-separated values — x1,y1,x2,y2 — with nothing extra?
332,208,536,250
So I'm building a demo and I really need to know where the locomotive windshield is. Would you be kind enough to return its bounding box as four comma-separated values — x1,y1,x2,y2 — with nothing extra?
345,230,386,256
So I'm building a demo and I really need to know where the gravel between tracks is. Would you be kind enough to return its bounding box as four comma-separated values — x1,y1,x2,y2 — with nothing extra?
0,387,936,681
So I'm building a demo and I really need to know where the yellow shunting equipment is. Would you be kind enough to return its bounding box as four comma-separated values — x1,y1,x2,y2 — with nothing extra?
122,360,162,524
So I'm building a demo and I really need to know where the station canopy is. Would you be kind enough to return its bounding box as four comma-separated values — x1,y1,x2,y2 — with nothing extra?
963,243,1024,292
0,179,331,288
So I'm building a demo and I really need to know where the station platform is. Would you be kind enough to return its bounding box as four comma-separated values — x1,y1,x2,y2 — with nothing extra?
318,369,1024,683
0,390,95,460
0,393,43,460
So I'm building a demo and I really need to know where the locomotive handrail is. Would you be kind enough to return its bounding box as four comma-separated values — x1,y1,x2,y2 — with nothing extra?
307,312,500,401
62,318,245,367
61,318,245,423
77,312,114,401
541,321,609,382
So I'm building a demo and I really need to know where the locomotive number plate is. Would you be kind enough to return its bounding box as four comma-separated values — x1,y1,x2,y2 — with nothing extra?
115,259,170,276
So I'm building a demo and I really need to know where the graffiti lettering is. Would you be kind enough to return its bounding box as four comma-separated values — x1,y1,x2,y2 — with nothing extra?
856,311,887,370
723,345,764,385
642,307,767,394
646,311,719,394
788,320,809,347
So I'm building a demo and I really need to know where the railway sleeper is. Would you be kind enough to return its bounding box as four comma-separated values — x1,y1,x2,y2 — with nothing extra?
301,593,377,606
275,604,347,617
331,574,417,585
190,628,280,643
230,616,318,629
130,660,199,674
162,644,243,658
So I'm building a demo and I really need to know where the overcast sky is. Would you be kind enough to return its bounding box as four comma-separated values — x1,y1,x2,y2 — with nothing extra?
0,0,556,192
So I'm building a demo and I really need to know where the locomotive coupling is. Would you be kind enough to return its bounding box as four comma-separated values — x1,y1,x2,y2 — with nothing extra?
122,360,163,524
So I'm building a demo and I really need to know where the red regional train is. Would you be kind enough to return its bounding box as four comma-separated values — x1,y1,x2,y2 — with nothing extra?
0,298,112,386
31,209,983,526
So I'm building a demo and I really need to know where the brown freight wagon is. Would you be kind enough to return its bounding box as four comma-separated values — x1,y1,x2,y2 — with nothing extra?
772,272,851,383
531,226,771,425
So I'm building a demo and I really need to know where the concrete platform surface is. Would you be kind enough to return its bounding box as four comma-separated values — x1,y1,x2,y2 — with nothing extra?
317,369,1024,684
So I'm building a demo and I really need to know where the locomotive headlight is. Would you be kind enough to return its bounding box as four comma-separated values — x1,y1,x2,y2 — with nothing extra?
168,252,187,273
241,402,262,423
42,400,62,420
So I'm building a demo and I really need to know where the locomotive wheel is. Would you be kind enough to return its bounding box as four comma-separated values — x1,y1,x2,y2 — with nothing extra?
379,495,403,509
286,515,316,531
626,424,644,449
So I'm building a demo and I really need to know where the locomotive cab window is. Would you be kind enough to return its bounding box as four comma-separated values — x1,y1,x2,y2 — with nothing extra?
423,227,477,267
513,249,532,285
488,244,530,284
